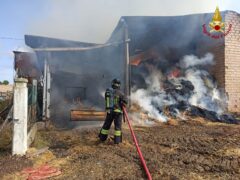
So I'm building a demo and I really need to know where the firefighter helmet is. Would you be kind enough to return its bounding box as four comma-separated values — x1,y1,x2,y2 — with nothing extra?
111,78,121,89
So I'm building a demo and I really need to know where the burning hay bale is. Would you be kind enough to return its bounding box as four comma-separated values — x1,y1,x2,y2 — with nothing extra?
130,53,239,125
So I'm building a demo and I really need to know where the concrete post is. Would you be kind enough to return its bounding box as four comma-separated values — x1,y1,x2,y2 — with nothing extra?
12,78,28,155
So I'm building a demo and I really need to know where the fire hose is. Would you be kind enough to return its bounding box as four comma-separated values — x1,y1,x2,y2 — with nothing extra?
122,106,152,180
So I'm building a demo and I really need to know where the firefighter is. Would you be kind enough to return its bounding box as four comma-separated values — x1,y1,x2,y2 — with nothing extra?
99,78,128,144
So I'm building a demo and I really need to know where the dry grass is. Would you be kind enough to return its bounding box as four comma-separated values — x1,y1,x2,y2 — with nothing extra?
0,125,12,150
0,100,9,112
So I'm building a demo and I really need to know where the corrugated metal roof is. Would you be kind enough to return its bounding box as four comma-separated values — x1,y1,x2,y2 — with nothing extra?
25,35,99,49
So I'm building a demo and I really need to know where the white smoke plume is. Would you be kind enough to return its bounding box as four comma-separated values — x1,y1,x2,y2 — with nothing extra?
182,54,226,114
28,0,226,43
179,53,215,68
131,53,227,123
131,69,173,122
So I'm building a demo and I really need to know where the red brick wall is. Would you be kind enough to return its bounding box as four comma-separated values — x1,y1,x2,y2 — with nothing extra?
225,11,240,112
196,41,225,90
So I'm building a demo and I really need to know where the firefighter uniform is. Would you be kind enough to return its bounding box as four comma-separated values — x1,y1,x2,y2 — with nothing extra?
99,79,127,144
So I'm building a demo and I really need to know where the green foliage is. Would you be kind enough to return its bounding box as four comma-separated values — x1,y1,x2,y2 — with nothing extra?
2,80,9,85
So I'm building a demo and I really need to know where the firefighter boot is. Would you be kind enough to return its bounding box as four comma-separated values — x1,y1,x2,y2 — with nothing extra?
114,130,122,144
99,128,109,141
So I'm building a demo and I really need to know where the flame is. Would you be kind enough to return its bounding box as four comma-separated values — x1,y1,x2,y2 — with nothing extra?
168,68,181,78
130,48,160,66
131,56,143,66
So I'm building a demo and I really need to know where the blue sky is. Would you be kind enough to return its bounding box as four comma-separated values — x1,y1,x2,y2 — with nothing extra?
0,1,48,83
0,0,239,83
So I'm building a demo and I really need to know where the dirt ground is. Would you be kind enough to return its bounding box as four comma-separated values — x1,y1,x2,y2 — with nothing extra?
1,117,240,180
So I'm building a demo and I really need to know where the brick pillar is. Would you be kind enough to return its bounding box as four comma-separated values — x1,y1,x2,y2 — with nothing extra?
209,44,225,89
12,78,28,155
225,11,240,112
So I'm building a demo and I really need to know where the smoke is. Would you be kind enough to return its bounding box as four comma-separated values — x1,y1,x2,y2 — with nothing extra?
28,0,225,43
23,0,230,126
180,53,226,113
131,67,173,122
45,43,125,127
179,53,215,68
184,69,225,114
131,53,227,123
131,88,169,122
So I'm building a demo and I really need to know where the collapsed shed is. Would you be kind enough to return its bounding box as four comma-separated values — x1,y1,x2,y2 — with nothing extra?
19,10,240,127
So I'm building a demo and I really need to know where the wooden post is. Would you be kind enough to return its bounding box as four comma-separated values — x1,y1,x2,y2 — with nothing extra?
46,61,51,119
42,59,47,119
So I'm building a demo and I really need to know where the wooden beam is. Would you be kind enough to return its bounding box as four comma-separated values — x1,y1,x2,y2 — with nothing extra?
70,110,105,121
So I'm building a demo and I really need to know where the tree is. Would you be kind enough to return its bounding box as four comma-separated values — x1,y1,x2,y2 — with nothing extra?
2,80,9,85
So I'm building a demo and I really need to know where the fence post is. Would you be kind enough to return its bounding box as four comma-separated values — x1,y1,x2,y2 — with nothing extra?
12,78,28,155
42,59,47,119
46,63,51,119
